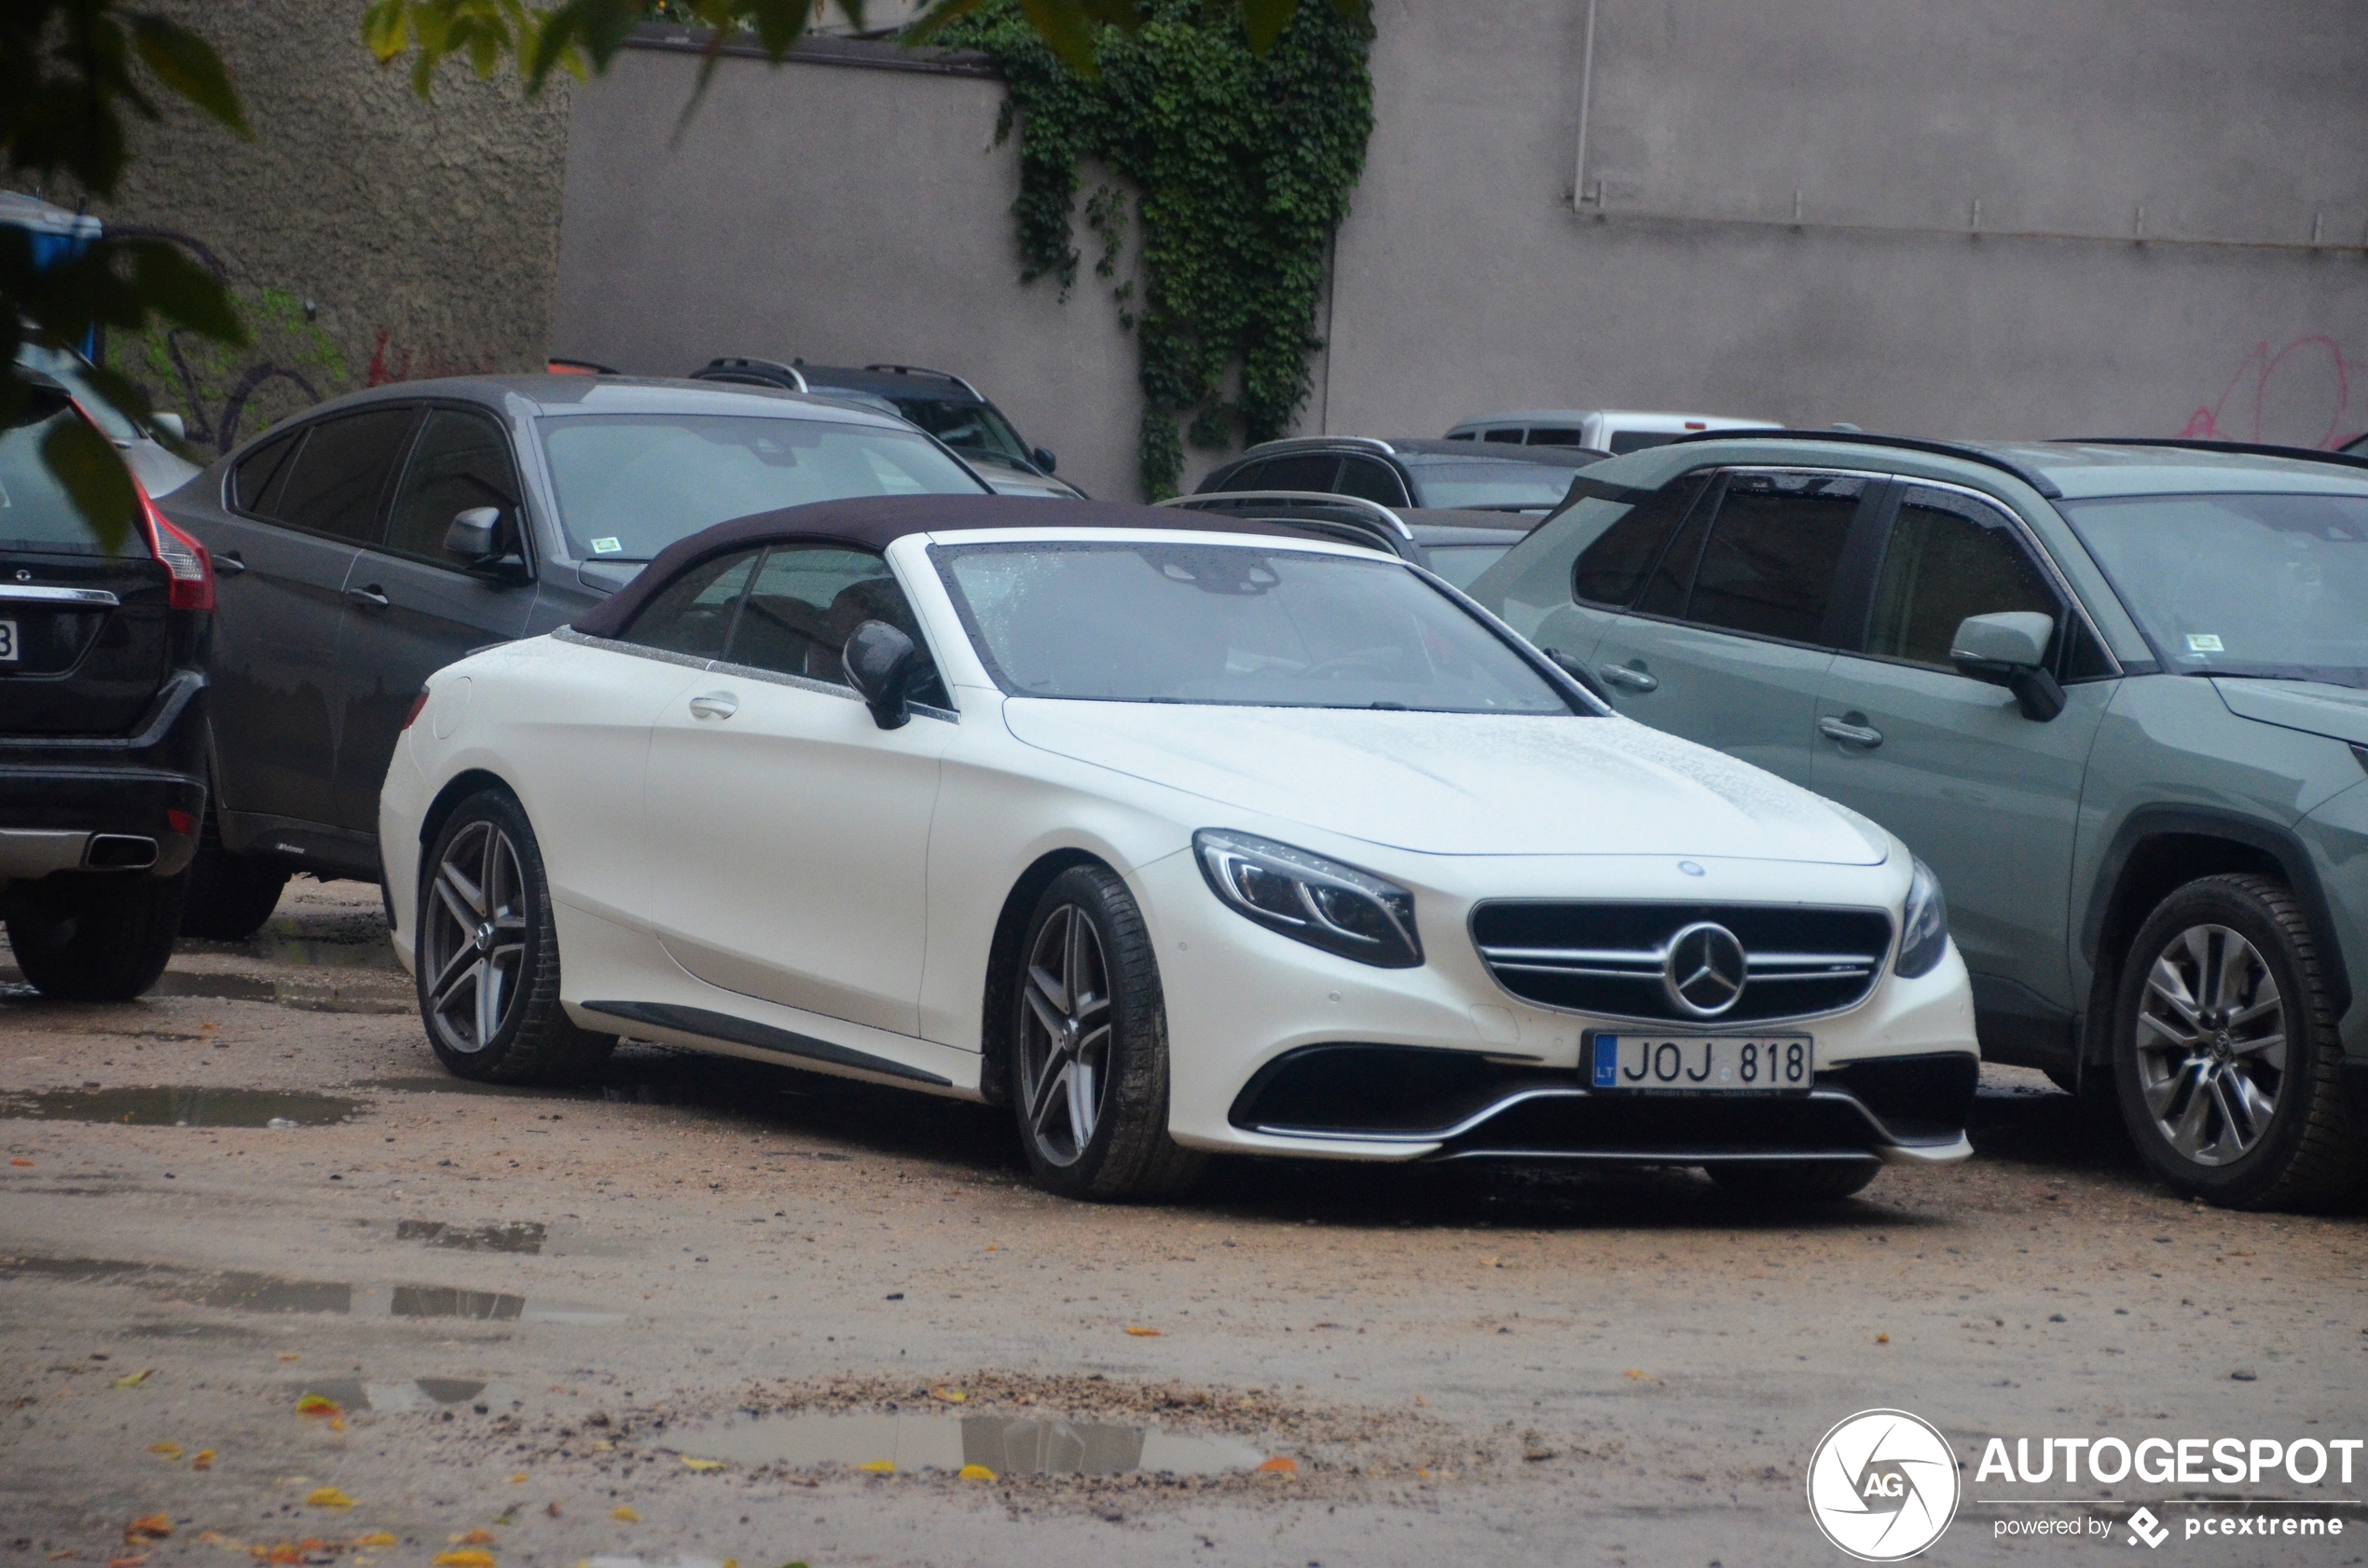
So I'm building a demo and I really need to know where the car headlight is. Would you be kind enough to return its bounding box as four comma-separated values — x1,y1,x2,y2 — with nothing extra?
1894,856,1950,978
1192,829,1424,969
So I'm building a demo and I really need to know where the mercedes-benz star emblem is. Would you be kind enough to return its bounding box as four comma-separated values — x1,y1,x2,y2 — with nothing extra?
1663,921,1747,1018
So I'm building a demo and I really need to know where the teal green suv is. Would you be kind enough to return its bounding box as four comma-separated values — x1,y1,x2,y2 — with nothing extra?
1469,433,2368,1209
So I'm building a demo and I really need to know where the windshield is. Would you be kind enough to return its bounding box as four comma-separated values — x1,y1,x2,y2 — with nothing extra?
1408,460,1577,512
16,344,142,443
2061,491,2368,688
537,414,985,561
934,540,1573,713
878,395,1034,467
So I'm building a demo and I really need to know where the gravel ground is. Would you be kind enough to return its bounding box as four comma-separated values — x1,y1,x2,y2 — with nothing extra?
3,881,2364,1567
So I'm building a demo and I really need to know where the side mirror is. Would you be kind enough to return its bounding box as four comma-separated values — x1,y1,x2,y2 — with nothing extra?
1031,447,1057,475
1949,611,2065,722
445,506,503,562
843,619,918,730
151,412,186,442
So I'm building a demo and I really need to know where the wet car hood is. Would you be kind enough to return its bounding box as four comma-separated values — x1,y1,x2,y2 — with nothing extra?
999,700,1891,863
2214,678,2368,749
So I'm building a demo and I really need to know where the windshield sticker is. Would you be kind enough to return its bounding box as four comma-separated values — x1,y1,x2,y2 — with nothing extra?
2185,633,2225,653
590,537,623,555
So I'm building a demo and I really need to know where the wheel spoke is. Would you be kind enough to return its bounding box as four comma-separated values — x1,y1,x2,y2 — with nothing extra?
2137,1009,2198,1049
2169,1068,2216,1155
2228,1069,2279,1138
429,948,477,1009
2232,1030,2285,1068
1024,982,1067,1045
2182,928,2219,1010
1067,1053,1097,1146
1063,906,1086,1021
480,828,501,925
2215,932,2253,1019
2206,1074,2251,1161
2141,1057,2196,1121
476,956,503,1048
441,853,486,920
1030,1059,1072,1136
2146,956,2201,1028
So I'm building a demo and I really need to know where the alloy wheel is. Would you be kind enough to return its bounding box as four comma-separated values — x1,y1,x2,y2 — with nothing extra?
1018,903,1114,1166
2133,922,2286,1166
421,818,529,1055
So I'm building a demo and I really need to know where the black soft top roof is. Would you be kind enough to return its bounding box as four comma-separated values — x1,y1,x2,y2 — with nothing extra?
569,494,1332,640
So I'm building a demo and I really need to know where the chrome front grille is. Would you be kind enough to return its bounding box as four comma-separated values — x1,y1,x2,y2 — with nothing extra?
1470,901,1893,1025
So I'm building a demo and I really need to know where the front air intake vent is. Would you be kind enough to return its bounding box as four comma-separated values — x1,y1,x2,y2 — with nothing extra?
1471,901,1893,1025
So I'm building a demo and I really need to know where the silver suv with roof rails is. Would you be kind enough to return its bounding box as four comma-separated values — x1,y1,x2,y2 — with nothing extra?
1468,429,2368,1209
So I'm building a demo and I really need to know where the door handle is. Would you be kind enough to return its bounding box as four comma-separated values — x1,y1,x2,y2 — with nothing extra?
1598,664,1659,693
1820,715,1884,748
687,692,738,721
345,585,390,609
215,552,248,577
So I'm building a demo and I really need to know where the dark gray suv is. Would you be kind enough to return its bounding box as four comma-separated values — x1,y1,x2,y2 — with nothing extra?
158,373,990,937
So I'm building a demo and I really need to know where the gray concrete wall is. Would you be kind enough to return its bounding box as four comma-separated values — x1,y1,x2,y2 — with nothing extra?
76,0,571,455
1325,0,2368,447
552,37,1147,503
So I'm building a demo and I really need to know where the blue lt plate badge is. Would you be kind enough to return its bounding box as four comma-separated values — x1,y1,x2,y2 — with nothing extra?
1592,1035,1621,1088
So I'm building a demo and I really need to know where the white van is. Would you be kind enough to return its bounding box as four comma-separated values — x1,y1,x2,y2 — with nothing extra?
1447,409,1775,455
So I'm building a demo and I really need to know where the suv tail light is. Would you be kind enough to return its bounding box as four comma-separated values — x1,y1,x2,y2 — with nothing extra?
141,488,216,612
400,688,431,730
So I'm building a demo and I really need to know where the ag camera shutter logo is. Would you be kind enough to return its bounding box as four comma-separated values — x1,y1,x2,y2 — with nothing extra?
1807,1409,1962,1561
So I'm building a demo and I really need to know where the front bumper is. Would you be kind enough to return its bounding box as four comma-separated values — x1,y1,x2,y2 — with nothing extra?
1136,845,1980,1164
0,669,209,884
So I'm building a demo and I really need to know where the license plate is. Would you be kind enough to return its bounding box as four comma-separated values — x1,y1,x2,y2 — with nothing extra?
0,618,15,661
1589,1032,1812,1093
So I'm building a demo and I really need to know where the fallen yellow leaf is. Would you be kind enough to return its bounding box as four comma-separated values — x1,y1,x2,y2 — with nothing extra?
1478,1257,1501,1269
957,1464,996,1481
1620,1369,1661,1383
196,1533,241,1549
608,1507,637,1523
111,1369,155,1389
434,1552,495,1568
506,1473,527,1484
679,1457,724,1472
124,1516,172,1544
1256,1456,1298,1475
447,1531,496,1546
351,1534,397,1548
305,1488,353,1509
857,1460,895,1475
294,1395,340,1419
8,1158,31,1167
928,1386,966,1404
191,1451,215,1471
148,1443,182,1458
1123,1326,1162,1337
275,1354,300,1363
1875,1332,1890,1344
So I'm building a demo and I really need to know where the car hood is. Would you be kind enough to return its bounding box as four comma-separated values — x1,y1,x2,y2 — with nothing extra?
2213,678,2368,749
999,700,1890,862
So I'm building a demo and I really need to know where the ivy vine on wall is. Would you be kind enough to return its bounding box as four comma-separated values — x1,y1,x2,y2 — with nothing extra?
941,1,1373,498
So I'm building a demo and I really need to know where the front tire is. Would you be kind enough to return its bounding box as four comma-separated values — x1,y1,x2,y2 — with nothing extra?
1008,864,1203,1202
7,869,190,1001
180,828,291,941
2113,873,2364,1210
417,790,613,1084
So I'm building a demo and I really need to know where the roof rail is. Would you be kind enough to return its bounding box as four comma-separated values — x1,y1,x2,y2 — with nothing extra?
2050,436,2368,477
862,364,983,401
695,356,807,393
1240,434,1397,459
1160,489,1414,540
1660,427,2064,500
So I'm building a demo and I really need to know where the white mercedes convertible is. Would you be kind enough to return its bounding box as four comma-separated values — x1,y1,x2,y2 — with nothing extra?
382,495,1977,1202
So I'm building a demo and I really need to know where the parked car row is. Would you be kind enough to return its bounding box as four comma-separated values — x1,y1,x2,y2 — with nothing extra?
5,351,2363,1212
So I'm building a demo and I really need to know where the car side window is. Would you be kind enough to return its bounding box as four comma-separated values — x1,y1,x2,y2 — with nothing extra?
271,406,420,543
382,409,523,567
1865,488,2062,670
231,427,305,517
1253,453,1341,492
1336,456,1410,507
1482,429,1524,444
620,547,762,659
725,544,947,704
1681,471,1866,645
1527,428,1584,446
1573,474,1708,608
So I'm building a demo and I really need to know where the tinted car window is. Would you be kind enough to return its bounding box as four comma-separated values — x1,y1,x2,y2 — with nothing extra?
1482,429,1524,444
1336,456,1410,506
873,394,1033,467
1572,475,1707,608
1250,453,1342,492
273,407,418,542
727,545,902,686
1636,501,1713,618
232,428,304,516
619,547,762,659
383,409,521,565
1527,428,1585,446
1865,489,2059,670
0,389,137,555
1683,472,1865,643
1608,431,1680,455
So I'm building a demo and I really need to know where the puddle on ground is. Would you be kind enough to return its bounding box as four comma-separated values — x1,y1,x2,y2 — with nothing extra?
286,1375,490,1411
0,1086,360,1128
395,1219,546,1254
180,933,403,972
0,1254,622,1325
0,966,407,1012
668,1411,1266,1478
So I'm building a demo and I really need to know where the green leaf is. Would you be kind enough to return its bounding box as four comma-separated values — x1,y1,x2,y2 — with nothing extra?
363,0,416,62
1240,0,1295,52
1015,0,1105,75
126,242,249,345
41,420,140,557
127,15,253,138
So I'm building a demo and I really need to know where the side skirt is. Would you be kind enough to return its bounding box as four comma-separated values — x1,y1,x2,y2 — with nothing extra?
577,999,957,1089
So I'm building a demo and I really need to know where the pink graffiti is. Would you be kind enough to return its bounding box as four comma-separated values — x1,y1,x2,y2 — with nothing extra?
2182,337,2366,450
